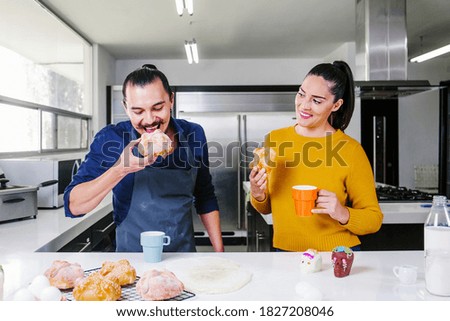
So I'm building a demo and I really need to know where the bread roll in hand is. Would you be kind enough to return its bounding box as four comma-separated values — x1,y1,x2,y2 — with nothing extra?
138,129,173,158
249,147,276,173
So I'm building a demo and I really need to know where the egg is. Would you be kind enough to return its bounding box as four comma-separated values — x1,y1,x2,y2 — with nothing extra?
28,274,51,299
13,287,36,301
39,286,62,301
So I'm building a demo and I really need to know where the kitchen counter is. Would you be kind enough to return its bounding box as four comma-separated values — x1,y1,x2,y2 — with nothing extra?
0,250,448,301
242,181,431,225
0,194,113,254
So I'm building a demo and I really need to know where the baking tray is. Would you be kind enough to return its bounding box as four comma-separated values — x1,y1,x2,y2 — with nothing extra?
63,268,195,301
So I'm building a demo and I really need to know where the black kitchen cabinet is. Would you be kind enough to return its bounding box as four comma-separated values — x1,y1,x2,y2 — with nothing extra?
58,212,116,252
359,223,424,251
247,202,274,252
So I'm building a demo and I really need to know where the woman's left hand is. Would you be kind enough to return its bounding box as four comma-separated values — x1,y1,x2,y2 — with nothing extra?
312,189,349,224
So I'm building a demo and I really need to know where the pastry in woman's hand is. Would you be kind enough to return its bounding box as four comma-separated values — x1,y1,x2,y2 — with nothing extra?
249,147,276,172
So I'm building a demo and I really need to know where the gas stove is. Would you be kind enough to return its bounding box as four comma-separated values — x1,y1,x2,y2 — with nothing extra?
376,184,435,202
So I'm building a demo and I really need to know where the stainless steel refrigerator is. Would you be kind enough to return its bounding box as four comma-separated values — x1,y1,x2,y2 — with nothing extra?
175,88,297,249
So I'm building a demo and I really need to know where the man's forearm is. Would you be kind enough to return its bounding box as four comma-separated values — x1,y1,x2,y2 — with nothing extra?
199,210,224,252
69,165,125,215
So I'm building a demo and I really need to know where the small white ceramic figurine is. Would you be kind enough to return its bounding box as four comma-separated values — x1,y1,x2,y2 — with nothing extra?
299,249,322,273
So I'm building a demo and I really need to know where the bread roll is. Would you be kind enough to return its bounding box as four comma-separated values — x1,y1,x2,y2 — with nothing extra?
138,129,173,158
73,272,121,301
249,147,276,172
136,269,184,301
44,260,84,290
99,259,136,286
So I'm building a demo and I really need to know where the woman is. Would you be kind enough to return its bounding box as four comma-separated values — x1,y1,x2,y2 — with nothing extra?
249,61,383,252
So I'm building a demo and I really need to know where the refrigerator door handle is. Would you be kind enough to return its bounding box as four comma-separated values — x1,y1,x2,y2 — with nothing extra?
242,114,248,172
237,114,243,229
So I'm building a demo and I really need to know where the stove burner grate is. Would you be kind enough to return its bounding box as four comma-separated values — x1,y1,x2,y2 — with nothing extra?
376,185,435,202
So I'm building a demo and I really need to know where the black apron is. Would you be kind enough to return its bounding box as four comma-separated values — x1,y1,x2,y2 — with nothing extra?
115,132,198,252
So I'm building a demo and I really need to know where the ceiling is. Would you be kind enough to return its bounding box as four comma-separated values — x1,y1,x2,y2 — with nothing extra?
35,0,450,62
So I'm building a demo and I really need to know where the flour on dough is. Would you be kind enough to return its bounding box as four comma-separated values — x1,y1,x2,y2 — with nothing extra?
165,257,252,294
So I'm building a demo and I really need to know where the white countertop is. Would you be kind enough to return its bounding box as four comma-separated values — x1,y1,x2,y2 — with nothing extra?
0,194,113,254
242,181,431,225
0,251,448,301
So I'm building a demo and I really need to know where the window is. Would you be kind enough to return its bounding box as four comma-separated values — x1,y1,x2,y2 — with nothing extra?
0,102,39,153
0,0,92,156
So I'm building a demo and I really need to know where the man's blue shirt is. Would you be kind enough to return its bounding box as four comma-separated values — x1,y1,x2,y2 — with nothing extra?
64,118,219,225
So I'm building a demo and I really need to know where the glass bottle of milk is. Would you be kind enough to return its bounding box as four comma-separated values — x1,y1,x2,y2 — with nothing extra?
424,195,450,296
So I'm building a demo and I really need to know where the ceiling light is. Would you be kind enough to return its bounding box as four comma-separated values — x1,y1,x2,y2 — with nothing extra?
175,0,193,16
191,39,199,63
410,44,450,63
185,0,194,15
184,39,199,64
175,0,184,16
184,41,193,64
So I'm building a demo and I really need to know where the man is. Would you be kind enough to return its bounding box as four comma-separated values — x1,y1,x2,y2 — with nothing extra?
64,65,224,252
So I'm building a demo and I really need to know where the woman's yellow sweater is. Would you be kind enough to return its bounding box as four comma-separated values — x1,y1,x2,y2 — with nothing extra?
251,126,383,251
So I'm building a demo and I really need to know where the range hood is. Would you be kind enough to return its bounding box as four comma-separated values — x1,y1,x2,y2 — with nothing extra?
355,0,435,99
354,80,435,100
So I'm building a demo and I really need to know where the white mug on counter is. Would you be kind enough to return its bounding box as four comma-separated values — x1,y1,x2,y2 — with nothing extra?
140,231,171,263
393,264,418,285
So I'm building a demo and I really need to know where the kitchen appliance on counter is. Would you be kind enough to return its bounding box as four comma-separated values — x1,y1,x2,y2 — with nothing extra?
175,86,298,250
0,165,37,223
0,155,82,208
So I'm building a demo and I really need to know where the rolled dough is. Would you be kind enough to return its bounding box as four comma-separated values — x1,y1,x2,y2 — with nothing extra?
165,256,252,294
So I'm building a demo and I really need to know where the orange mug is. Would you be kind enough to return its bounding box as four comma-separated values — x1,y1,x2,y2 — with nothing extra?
291,185,318,217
